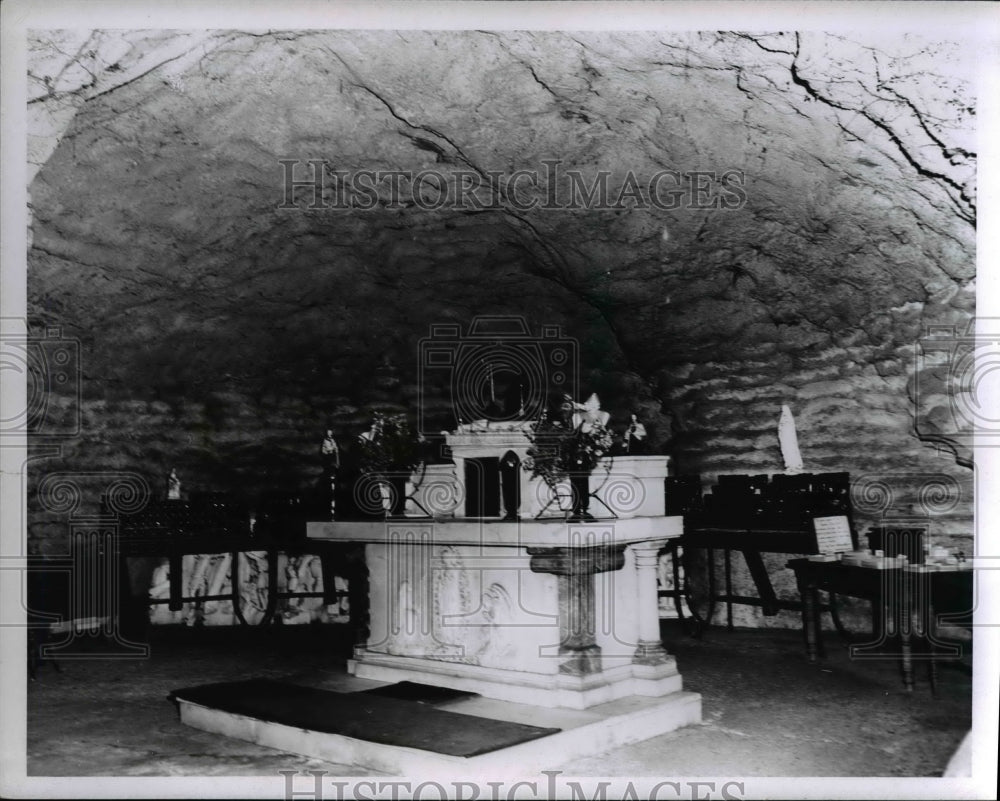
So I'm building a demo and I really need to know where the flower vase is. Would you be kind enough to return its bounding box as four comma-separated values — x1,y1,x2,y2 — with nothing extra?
383,475,408,517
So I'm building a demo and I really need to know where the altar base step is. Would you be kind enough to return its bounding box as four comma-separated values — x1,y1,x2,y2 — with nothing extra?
349,651,685,710
177,681,702,777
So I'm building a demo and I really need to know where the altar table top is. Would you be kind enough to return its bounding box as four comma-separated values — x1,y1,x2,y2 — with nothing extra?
307,516,683,548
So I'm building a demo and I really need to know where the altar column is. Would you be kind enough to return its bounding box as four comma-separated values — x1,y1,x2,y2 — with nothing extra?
631,538,670,664
528,543,626,675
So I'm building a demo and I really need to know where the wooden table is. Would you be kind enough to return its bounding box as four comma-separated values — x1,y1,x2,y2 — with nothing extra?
787,558,973,692
663,527,821,634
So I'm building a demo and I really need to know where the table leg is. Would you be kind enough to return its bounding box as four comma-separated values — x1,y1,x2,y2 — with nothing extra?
928,630,939,697
724,549,733,631
260,547,279,625
812,586,825,659
679,546,707,639
741,549,780,616
702,546,717,633
669,543,686,621
901,623,914,692
168,552,183,612
887,592,913,691
231,549,248,625
913,574,945,695
797,572,818,663
894,571,915,692
918,599,939,696
828,592,852,641
871,598,884,646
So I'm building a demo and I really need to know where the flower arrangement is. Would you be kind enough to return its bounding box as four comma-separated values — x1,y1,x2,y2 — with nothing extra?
524,394,616,486
356,412,421,475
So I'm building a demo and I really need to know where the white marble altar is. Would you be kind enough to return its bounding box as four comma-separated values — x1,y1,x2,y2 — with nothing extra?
309,426,689,710
178,437,699,771
308,515,686,710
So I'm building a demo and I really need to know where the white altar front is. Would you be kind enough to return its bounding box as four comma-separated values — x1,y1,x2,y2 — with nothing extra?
307,423,697,712
308,517,685,710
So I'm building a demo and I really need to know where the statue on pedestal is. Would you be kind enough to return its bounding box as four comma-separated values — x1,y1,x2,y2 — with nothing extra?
167,469,181,500
778,404,804,474
321,430,340,474
321,430,340,519
626,414,647,454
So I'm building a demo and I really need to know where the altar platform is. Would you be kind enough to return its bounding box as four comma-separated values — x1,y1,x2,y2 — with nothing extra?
174,672,701,777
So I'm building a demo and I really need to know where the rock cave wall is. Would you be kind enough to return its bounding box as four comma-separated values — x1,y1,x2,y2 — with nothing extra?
24,30,976,626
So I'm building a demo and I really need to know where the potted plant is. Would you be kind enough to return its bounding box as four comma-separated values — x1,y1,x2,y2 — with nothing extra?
356,412,422,517
525,394,616,520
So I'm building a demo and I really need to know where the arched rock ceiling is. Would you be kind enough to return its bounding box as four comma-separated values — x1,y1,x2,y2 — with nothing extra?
28,30,975,420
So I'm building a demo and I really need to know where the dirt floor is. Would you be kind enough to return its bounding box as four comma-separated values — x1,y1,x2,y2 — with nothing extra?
26,620,971,779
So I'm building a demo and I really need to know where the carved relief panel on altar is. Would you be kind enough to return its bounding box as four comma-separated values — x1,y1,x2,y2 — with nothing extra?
364,531,561,673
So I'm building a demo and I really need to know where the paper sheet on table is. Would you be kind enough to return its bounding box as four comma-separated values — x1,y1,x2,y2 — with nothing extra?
813,515,853,554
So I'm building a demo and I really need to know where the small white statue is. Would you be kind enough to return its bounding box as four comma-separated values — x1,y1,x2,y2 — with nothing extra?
778,404,804,474
321,430,340,473
626,414,647,452
321,430,340,519
167,469,181,500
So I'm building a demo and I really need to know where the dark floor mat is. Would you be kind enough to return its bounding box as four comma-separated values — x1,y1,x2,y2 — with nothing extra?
361,681,478,705
170,678,560,757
